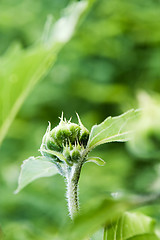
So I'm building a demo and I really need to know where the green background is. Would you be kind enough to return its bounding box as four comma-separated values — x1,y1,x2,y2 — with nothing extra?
1,0,160,239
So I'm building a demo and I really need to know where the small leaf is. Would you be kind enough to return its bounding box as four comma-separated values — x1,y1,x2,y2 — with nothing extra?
85,157,105,166
15,156,59,194
87,109,140,150
107,211,157,240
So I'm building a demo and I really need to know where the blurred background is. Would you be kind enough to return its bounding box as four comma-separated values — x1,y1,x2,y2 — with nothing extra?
1,0,160,239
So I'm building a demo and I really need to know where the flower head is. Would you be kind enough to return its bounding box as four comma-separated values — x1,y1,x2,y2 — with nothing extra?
40,113,89,166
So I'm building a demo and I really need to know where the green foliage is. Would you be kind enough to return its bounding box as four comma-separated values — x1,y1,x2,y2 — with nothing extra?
16,109,138,194
1,0,160,239
62,197,132,240
0,0,87,145
15,156,59,194
0,43,57,145
128,234,159,240
87,109,139,150
107,212,158,240
128,92,160,159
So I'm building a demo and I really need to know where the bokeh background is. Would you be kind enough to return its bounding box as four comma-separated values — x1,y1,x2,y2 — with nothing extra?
1,0,160,239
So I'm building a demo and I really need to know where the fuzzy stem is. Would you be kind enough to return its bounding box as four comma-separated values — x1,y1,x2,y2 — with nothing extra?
67,178,79,219
66,161,83,220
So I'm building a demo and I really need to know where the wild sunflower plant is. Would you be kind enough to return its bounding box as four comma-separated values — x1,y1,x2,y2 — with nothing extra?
15,110,138,220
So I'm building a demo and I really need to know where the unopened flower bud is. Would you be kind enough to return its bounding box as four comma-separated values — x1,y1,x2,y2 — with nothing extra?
71,145,81,163
40,113,90,166
40,123,62,160
51,125,70,147
63,146,73,166
76,113,89,147
46,138,61,152
68,123,81,144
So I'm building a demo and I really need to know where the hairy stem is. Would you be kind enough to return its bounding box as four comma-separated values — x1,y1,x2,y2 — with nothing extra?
67,178,79,219
66,161,83,220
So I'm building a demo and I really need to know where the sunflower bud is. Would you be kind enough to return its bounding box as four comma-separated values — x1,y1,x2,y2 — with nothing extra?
70,144,81,163
40,113,89,165
40,122,62,160
68,123,81,144
63,145,73,166
51,124,71,147
76,113,89,147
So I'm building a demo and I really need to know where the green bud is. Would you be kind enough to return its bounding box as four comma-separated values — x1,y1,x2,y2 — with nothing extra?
63,146,73,166
41,122,61,152
76,113,89,147
40,113,90,165
46,137,62,153
51,125,71,147
79,130,89,147
71,145,81,163
68,123,81,144
51,115,81,147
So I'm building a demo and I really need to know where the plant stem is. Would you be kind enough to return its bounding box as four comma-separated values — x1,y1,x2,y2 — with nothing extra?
67,177,79,219
66,161,83,220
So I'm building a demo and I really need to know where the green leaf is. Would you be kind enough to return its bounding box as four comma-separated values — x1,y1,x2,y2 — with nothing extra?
107,212,157,240
128,234,159,240
62,197,133,240
91,229,104,240
87,109,139,150
0,1,88,145
0,43,55,145
85,157,106,166
15,156,59,194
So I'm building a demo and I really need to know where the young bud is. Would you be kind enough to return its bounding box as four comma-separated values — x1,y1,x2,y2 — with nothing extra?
40,113,90,165
52,125,71,147
79,130,89,147
70,145,81,163
41,122,61,150
68,123,81,144
76,113,89,147
63,146,73,166
46,136,62,152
